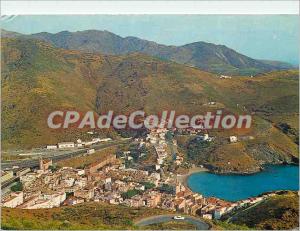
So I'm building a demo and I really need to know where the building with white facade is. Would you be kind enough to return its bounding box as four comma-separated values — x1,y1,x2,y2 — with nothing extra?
58,142,75,149
2,191,24,208
229,136,238,143
46,145,57,150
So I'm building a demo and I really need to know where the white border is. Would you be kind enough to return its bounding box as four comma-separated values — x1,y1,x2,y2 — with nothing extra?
1,1,299,15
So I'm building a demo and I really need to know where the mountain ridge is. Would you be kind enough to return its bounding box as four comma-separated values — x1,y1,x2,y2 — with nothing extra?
1,29,295,75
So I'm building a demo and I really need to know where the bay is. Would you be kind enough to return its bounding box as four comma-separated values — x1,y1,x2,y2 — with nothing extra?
187,165,299,201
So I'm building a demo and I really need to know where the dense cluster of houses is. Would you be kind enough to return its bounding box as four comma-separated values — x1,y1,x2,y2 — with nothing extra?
2,130,270,220
1,157,274,219
146,128,169,166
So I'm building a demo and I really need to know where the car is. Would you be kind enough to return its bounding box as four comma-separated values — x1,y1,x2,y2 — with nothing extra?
173,216,185,220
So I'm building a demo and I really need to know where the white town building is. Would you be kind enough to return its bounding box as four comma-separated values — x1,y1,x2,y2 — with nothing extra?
2,191,24,208
46,145,57,150
58,142,75,149
229,136,238,143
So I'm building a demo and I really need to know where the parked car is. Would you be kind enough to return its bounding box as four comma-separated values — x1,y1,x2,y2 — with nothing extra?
173,216,185,220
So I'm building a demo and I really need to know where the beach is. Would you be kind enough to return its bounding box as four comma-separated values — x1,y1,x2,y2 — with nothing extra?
177,166,209,189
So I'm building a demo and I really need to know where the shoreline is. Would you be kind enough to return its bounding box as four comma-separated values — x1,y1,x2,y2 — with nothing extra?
176,166,209,190
176,163,299,193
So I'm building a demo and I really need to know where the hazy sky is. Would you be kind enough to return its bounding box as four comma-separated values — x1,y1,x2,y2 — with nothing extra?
1,15,299,65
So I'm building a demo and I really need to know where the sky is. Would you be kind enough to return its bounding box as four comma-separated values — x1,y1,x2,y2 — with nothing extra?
1,15,299,65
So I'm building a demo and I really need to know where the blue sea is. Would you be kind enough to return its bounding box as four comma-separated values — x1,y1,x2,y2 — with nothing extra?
187,165,299,201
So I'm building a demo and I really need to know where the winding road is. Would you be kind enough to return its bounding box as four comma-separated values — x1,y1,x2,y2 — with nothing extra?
135,214,210,230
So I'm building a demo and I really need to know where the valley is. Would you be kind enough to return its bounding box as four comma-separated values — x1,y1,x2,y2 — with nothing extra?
1,36,299,173
1,28,299,230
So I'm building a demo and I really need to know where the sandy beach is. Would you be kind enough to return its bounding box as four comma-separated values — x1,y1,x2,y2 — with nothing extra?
177,166,209,189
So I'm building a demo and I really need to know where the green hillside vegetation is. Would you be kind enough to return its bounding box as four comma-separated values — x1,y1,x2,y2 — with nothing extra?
1,37,298,173
228,191,299,230
2,29,294,75
2,39,96,149
1,202,174,230
213,221,250,230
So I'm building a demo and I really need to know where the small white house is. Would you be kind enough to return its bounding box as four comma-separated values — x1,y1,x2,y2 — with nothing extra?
157,158,164,165
46,145,57,150
58,142,75,149
220,75,232,79
202,214,213,220
229,136,238,143
82,141,93,146
92,138,101,143
135,185,145,191
104,177,112,184
127,156,133,161
203,134,209,141
77,169,85,176
87,149,95,154
76,143,83,148
2,192,24,208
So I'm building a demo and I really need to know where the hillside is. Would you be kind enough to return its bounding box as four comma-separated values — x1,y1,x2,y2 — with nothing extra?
2,29,294,75
228,191,299,230
1,202,174,230
1,37,298,173
94,55,299,172
56,146,117,169
1,37,121,149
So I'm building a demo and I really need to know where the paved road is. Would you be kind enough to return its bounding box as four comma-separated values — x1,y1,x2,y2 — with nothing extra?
1,139,130,170
135,214,210,230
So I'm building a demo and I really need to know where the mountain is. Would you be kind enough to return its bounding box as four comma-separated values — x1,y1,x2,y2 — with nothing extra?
1,37,298,173
1,29,23,38
1,29,295,75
